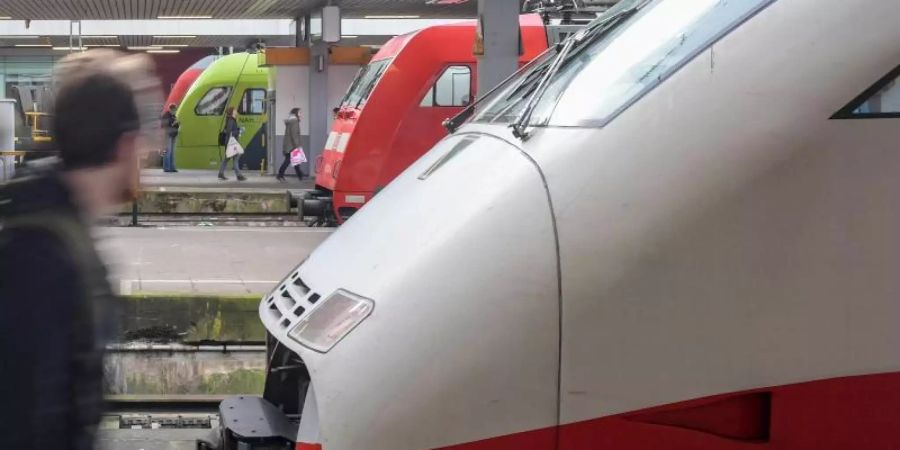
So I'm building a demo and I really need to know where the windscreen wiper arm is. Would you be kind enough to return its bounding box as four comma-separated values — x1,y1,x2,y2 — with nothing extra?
442,51,553,133
509,3,645,139
509,36,577,139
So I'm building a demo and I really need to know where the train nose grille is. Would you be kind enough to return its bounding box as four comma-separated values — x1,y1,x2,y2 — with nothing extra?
265,270,321,329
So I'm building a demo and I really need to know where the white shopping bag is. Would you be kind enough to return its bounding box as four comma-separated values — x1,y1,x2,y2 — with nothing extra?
290,147,307,166
225,136,244,158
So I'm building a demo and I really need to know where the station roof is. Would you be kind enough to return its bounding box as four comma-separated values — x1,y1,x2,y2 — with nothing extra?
0,0,476,20
0,0,477,51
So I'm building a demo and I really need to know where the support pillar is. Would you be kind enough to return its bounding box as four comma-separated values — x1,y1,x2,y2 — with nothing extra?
307,40,329,176
476,0,521,97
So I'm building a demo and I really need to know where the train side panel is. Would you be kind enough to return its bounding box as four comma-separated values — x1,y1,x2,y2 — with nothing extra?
176,53,268,170
512,0,900,447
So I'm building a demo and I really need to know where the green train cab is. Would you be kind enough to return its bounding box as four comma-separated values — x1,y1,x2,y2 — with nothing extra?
175,52,269,170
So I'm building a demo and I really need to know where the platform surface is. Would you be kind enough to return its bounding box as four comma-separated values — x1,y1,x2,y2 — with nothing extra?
140,168,315,191
96,428,213,450
98,226,332,295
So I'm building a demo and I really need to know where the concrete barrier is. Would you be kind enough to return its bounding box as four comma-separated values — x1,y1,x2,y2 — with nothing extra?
104,294,267,396
127,187,292,215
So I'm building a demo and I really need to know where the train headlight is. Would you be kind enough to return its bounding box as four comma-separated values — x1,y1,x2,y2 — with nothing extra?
288,289,374,353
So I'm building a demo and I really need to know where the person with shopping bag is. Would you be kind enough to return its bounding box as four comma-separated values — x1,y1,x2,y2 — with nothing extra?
277,107,306,182
218,106,246,181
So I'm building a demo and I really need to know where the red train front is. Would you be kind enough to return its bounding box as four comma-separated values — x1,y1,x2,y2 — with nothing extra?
304,15,549,224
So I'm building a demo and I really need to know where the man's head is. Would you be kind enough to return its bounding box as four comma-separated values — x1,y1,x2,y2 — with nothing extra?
52,50,162,214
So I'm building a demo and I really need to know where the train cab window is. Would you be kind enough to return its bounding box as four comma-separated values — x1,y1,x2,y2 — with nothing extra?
195,86,232,116
342,58,392,109
833,66,900,119
474,0,776,127
239,88,267,115
420,65,472,107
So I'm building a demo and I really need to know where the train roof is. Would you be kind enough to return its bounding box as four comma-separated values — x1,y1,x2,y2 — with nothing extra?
371,13,546,62
195,52,268,86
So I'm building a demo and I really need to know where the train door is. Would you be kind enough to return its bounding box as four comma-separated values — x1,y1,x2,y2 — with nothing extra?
385,63,475,188
233,81,268,170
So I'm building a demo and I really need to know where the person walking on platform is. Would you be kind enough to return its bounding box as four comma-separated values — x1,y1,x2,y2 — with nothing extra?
161,103,179,172
277,107,306,182
218,106,246,181
0,49,162,450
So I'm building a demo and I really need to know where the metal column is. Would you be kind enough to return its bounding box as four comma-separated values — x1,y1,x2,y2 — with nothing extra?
476,0,521,97
0,100,15,182
307,41,329,176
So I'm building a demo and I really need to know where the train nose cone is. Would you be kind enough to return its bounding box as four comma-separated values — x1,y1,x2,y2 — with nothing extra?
278,132,561,449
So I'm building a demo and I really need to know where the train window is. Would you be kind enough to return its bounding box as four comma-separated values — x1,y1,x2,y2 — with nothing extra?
239,89,267,115
342,58,392,109
474,0,776,127
832,65,900,119
195,86,232,116
420,65,472,107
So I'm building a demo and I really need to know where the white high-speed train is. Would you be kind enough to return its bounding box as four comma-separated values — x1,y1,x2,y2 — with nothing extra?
215,0,900,448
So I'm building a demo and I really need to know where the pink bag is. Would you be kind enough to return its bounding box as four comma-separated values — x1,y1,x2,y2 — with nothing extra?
290,147,307,166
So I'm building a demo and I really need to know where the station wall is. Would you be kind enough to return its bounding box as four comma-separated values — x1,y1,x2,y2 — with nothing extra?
270,64,360,175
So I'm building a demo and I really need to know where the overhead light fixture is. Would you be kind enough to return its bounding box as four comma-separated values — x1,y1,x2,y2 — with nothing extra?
85,44,121,47
152,35,197,39
160,44,190,47
341,35,358,39
81,35,116,39
0,36,39,39
128,46,163,50
364,15,420,19
0,17,12,20
147,49,181,54
15,44,51,47
158,15,212,19
53,46,86,51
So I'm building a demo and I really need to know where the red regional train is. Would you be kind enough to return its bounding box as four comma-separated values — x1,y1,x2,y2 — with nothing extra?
298,14,574,224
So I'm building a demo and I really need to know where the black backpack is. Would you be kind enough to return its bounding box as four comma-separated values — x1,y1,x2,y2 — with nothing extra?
218,130,228,146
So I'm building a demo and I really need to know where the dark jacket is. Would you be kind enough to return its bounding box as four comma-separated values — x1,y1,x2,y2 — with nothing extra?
282,115,302,155
0,171,114,450
161,110,179,137
224,116,240,140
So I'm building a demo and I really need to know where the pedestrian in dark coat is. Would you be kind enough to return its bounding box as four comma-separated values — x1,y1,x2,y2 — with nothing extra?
277,107,305,182
218,106,246,181
161,103,179,172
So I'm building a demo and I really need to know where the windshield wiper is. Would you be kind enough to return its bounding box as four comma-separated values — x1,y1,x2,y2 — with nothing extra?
443,49,554,133
509,2,646,139
509,36,577,139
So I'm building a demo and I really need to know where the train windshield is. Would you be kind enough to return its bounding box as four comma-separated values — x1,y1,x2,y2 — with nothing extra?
473,0,775,128
341,58,392,110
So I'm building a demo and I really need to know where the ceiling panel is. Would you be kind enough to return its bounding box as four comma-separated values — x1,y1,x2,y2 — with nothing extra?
0,0,478,20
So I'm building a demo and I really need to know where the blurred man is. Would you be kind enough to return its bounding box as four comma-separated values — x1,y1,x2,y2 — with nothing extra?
0,50,161,450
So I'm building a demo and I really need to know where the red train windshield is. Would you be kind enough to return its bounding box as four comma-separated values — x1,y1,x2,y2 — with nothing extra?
341,58,393,110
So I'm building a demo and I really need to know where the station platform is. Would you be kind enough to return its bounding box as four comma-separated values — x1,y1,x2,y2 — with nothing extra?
97,428,213,450
98,225,331,295
132,169,315,216
140,168,314,190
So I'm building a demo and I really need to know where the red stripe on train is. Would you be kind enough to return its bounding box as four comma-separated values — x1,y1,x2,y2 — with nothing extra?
438,372,900,450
